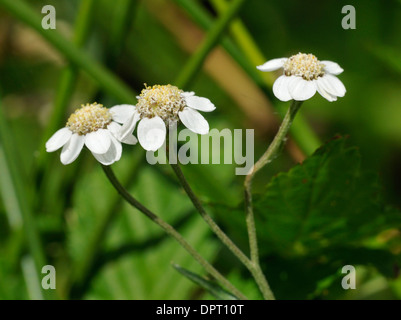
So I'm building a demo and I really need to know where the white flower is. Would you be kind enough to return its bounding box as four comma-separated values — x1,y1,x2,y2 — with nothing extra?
257,52,346,102
118,84,216,151
46,103,137,165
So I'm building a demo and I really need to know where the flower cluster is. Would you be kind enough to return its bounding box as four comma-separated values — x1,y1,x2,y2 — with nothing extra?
46,86,215,164
46,52,346,165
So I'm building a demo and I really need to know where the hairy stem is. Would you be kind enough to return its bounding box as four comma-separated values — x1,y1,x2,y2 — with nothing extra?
101,165,248,300
170,162,276,299
170,163,252,269
243,100,303,299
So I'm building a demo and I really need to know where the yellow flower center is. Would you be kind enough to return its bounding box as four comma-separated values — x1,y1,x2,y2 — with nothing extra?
283,53,324,80
136,84,186,123
66,103,112,135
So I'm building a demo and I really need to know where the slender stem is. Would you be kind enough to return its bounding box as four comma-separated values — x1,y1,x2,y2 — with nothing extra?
247,100,303,179
244,101,302,261
101,165,248,300
170,162,276,299
170,163,274,300
170,163,252,269
70,153,143,298
243,100,303,299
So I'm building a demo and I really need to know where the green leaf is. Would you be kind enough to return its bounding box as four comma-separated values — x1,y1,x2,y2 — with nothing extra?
253,137,401,256
173,264,238,300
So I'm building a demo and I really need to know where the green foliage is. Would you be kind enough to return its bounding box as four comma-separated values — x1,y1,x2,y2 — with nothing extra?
1,0,401,300
217,137,401,299
254,137,401,255
67,160,219,299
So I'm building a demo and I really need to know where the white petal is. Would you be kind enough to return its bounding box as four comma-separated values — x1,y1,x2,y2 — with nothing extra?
288,77,317,101
179,107,209,135
182,91,195,97
321,60,344,75
92,135,122,165
84,129,112,154
119,112,140,141
185,95,216,112
137,117,166,151
107,121,121,137
315,79,337,102
109,104,136,124
272,75,293,101
46,127,72,152
256,58,287,72
319,74,346,97
60,134,85,165
107,121,137,145
121,135,137,145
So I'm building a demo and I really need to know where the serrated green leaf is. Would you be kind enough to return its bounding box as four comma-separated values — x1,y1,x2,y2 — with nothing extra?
253,137,401,255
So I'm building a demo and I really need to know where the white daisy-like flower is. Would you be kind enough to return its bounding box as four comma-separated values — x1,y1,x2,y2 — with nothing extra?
257,52,346,102
118,84,216,151
46,102,137,165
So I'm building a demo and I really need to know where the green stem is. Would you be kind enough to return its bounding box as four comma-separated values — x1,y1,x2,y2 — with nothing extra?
243,100,303,299
170,163,275,299
247,100,303,177
175,0,246,89
0,0,137,103
70,152,143,297
170,163,252,268
101,165,248,300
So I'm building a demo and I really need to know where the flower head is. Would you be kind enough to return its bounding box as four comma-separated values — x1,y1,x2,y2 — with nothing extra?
257,52,346,102
119,84,216,151
46,102,137,165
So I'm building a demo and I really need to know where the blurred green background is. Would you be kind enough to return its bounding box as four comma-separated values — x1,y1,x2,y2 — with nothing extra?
1,0,401,300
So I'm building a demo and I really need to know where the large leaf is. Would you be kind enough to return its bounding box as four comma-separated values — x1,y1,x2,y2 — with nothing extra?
253,137,401,256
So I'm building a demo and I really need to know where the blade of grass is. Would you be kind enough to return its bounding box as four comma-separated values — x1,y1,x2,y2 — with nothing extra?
210,0,275,86
175,0,246,89
106,0,139,67
368,42,401,75
0,98,52,299
172,0,261,87
0,0,137,103
173,264,239,300
21,255,43,300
